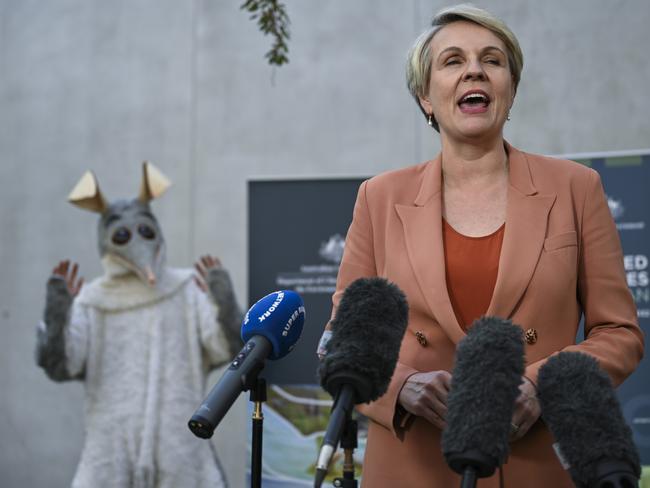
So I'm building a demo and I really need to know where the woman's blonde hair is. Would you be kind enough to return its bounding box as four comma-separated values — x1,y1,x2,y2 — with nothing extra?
406,4,524,131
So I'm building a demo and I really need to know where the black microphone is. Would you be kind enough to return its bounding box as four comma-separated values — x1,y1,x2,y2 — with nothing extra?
314,277,409,487
442,316,525,487
537,351,640,488
188,290,305,439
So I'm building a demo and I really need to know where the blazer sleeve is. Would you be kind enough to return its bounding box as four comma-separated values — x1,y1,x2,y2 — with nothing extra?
524,169,644,386
324,180,418,436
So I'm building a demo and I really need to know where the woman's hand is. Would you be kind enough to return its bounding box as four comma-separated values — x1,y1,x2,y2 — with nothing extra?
509,377,541,441
398,370,452,429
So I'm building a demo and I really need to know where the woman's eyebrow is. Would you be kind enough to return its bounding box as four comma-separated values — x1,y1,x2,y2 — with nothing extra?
436,46,462,61
481,45,506,56
437,45,506,61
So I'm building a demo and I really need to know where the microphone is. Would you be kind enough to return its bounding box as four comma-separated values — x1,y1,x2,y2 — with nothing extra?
537,351,640,488
315,277,409,487
188,290,305,439
441,316,525,487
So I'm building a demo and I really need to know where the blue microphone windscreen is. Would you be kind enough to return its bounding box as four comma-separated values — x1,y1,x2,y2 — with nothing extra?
241,290,305,360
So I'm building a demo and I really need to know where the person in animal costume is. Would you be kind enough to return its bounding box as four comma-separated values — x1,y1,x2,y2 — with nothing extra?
36,162,242,488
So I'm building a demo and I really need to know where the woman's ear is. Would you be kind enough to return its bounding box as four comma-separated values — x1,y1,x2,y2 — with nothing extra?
418,95,433,115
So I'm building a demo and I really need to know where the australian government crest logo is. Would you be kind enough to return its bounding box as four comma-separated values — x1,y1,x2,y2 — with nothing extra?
275,234,345,295
606,195,644,231
607,196,625,220
319,234,345,264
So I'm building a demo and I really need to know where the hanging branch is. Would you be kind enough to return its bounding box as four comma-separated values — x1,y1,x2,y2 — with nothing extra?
240,0,290,66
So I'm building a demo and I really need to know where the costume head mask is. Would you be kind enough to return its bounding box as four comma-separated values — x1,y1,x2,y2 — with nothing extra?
68,162,171,287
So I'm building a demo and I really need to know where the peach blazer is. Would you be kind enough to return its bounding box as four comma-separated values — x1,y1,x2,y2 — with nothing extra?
329,143,644,487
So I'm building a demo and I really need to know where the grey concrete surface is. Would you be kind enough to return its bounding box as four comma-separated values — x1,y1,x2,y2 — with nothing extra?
1,0,649,486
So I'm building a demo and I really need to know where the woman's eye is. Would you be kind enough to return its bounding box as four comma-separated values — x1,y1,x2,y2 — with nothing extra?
445,58,461,66
112,227,132,245
485,58,500,65
138,224,156,240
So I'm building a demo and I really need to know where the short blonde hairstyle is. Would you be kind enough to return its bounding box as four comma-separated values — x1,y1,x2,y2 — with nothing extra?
406,4,524,131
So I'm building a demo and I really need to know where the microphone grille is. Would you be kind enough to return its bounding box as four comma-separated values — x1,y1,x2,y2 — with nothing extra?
442,317,524,469
537,352,640,485
318,277,409,403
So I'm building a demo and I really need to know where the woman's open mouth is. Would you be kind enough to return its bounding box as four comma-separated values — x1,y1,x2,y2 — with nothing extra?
458,91,490,114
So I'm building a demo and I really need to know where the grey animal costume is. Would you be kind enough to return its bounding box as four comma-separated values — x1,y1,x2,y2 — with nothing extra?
36,163,242,488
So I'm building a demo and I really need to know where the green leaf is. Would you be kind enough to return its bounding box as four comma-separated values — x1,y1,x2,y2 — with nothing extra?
240,0,291,67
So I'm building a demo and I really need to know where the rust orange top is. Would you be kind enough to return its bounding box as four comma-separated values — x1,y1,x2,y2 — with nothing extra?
442,219,505,331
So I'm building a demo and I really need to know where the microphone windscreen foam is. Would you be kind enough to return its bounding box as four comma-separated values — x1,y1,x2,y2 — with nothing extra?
442,317,525,471
318,277,409,403
537,351,640,487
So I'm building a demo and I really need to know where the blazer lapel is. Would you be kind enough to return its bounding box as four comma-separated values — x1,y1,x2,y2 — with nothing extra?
395,144,556,342
487,145,556,319
396,156,466,344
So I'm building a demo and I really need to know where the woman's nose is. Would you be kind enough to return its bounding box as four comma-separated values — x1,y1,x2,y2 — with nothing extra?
462,58,486,81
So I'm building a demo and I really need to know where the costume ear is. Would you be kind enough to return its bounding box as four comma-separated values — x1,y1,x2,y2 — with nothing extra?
68,170,108,213
138,161,171,203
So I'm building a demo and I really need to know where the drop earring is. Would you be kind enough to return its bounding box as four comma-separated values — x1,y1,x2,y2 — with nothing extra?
428,114,434,127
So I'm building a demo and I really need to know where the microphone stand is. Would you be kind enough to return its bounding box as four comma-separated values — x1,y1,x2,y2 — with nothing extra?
460,466,477,488
332,417,358,488
447,450,495,488
249,377,267,488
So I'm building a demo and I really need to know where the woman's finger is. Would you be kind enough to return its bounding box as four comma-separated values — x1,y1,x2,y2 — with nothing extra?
510,420,531,441
510,392,541,441
421,407,446,429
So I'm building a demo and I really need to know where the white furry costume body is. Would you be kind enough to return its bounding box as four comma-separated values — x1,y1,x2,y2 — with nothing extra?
63,267,229,488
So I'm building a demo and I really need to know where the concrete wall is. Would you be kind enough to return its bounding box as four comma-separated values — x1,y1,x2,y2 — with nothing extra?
1,0,649,486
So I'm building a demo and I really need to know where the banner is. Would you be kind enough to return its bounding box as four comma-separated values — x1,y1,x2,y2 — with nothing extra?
247,151,650,485
569,151,650,461
248,178,364,486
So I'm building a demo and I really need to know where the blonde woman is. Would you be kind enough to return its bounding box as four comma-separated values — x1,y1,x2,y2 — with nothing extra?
325,4,643,487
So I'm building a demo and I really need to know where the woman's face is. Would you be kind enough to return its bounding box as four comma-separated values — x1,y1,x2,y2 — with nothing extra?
420,21,515,142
